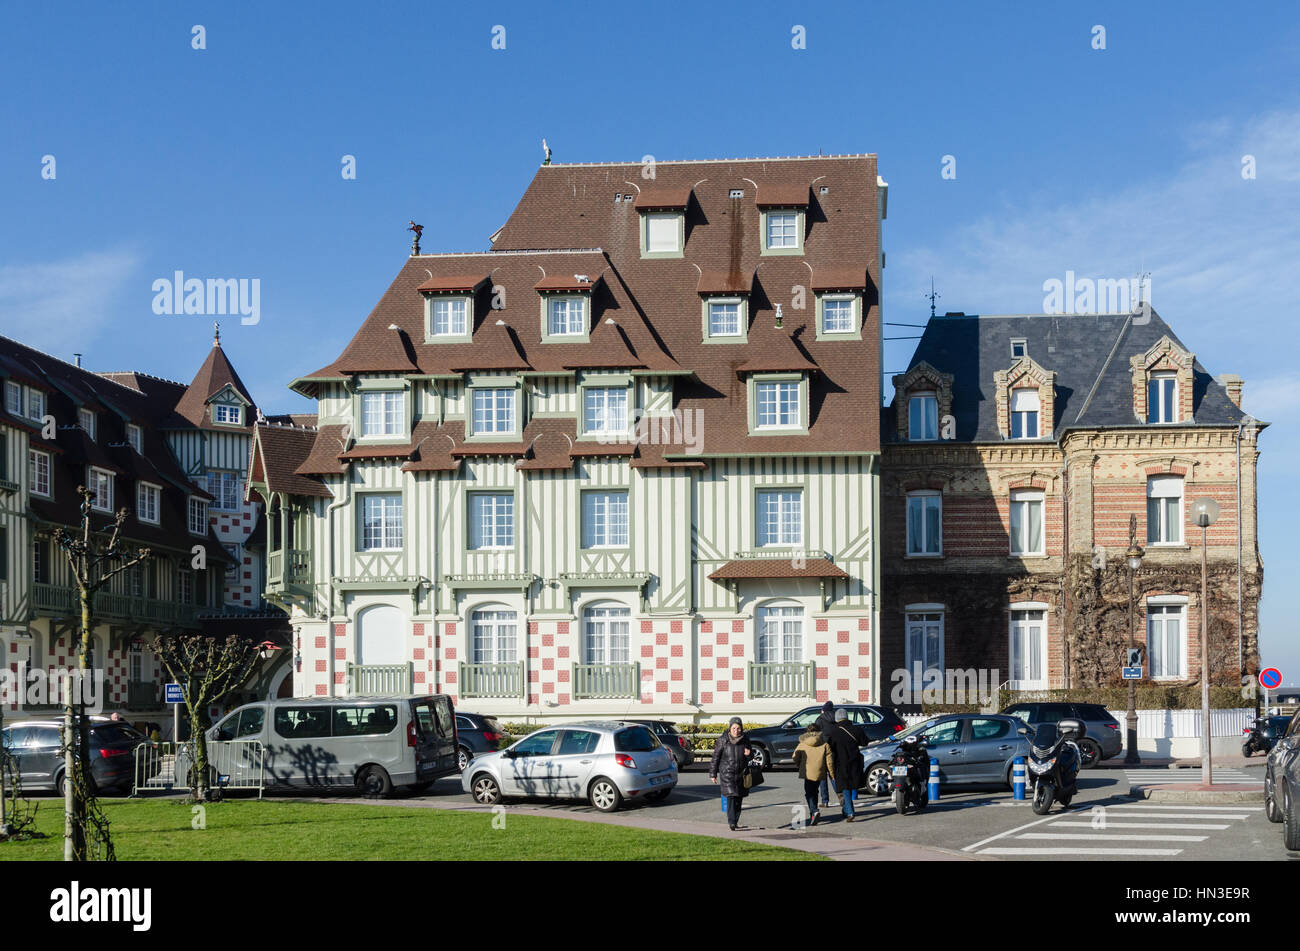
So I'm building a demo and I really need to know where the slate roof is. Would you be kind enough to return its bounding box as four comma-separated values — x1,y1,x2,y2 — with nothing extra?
886,310,1251,443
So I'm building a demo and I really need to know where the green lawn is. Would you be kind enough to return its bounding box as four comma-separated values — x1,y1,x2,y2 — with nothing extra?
0,798,822,861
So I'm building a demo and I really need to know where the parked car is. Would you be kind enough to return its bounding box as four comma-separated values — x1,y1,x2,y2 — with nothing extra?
177,694,459,797
860,714,1032,795
625,719,695,769
0,718,145,795
746,704,907,769
455,712,508,771
462,721,677,812
1282,737,1300,852
1000,702,1121,767
1265,711,1300,823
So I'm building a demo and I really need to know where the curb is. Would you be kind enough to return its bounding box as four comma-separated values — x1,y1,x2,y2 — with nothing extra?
1129,784,1264,803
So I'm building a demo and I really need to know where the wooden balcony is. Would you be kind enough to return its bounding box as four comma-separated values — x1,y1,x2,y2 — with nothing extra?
267,549,313,590
33,583,200,627
458,661,526,699
573,662,640,700
747,661,816,699
345,662,412,695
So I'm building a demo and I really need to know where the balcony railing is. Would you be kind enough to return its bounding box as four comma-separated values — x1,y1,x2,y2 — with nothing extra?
458,662,525,700
268,549,313,588
573,662,640,700
747,661,816,699
345,662,412,696
33,583,199,626
126,680,161,710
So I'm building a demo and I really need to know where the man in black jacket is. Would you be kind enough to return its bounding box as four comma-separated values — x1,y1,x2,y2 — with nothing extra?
825,709,868,821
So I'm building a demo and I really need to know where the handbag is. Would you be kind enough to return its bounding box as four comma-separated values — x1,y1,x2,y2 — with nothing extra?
744,763,764,789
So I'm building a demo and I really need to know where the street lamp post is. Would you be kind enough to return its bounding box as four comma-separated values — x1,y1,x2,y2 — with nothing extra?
1191,497,1221,786
1125,515,1144,765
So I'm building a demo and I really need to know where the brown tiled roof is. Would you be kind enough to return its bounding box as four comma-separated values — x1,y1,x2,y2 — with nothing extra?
173,340,258,430
253,424,335,495
754,184,811,207
632,186,693,210
534,274,600,293
810,267,869,291
335,326,420,374
294,424,350,476
737,327,819,374
447,320,531,372
630,441,707,469
562,318,644,369
708,558,848,580
697,269,753,295
417,273,490,293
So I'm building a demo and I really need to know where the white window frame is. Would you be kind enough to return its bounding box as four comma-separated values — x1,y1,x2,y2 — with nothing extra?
360,391,404,439
909,392,938,441
188,497,209,536
29,449,51,498
1009,489,1045,556
88,467,113,513
137,482,161,525
582,490,630,549
127,423,143,454
1009,388,1040,439
765,211,799,250
207,470,240,511
471,607,519,664
819,294,857,335
756,489,802,548
754,380,800,430
1008,603,1050,690
359,493,403,551
1010,338,1027,359
583,386,629,435
642,211,682,256
78,408,96,439
25,387,45,422
904,606,945,675
178,568,194,605
546,296,586,336
468,492,515,550
1148,371,1178,423
4,381,20,416
470,387,516,436
756,602,804,664
431,296,469,336
1146,598,1188,680
1146,475,1184,545
707,299,743,337
583,603,631,665
213,403,243,426
906,490,942,556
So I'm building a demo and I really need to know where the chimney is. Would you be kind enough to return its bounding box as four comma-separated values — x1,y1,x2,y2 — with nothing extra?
73,353,82,368
1217,374,1244,409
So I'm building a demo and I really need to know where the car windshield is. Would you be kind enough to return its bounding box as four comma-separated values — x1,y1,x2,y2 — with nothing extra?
891,717,942,741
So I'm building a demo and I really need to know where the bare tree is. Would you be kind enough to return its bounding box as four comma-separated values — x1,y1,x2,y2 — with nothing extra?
153,633,261,801
50,486,151,861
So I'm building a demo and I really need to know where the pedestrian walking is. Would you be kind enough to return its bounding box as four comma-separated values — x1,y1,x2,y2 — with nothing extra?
791,722,834,826
710,716,753,831
814,700,836,806
825,709,867,821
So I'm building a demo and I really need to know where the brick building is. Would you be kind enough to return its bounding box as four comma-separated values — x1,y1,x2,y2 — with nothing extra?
882,310,1263,699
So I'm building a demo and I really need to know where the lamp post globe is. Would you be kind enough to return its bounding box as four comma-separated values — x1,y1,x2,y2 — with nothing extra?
1190,497,1220,529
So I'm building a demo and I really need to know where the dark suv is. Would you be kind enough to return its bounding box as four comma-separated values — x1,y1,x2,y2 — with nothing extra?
454,712,507,772
626,720,695,769
746,704,907,769
1,718,145,794
1000,702,1122,767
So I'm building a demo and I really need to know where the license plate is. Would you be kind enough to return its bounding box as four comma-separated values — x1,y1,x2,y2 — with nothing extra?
650,774,672,786
892,766,909,776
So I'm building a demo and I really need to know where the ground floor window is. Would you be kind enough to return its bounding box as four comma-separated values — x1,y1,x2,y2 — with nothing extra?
1147,602,1185,679
583,604,630,665
756,603,804,663
471,608,518,664
1009,606,1048,689
905,609,944,672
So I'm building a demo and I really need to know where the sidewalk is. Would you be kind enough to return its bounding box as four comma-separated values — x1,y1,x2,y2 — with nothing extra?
312,795,982,862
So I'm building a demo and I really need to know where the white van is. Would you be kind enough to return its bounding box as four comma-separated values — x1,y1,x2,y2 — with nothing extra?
181,694,458,797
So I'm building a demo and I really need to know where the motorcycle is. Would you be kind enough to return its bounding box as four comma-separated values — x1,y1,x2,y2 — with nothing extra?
890,735,930,815
1242,715,1282,757
1021,718,1085,815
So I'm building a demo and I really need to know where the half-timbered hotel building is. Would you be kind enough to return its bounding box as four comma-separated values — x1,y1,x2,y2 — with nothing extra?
252,155,887,718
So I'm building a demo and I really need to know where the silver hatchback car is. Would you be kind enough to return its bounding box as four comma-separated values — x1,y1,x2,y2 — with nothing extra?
462,721,677,812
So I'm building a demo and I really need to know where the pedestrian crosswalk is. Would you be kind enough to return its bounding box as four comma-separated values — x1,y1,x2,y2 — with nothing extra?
964,803,1259,858
1122,767,1262,785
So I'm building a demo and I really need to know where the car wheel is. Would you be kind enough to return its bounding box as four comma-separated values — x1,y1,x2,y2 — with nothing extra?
356,765,393,799
1078,739,1101,769
471,773,501,805
1285,782,1300,852
1266,769,1283,823
457,747,471,772
750,744,771,770
865,762,892,796
54,770,65,797
645,788,671,803
588,777,623,813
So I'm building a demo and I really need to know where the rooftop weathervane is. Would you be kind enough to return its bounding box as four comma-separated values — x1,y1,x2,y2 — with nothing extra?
408,220,423,256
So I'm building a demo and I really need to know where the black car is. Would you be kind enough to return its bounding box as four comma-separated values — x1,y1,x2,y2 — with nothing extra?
454,712,508,771
626,720,695,769
746,704,907,769
1,718,145,795
1000,702,1122,767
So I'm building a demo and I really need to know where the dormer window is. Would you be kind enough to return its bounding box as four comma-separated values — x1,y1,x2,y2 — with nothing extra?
1010,338,1027,359
909,392,938,441
213,404,242,426
469,386,517,437
88,467,113,513
1148,371,1178,423
360,391,404,438
4,381,19,416
748,374,808,434
78,408,96,440
127,423,143,453
431,297,469,337
546,296,586,336
816,292,862,339
756,187,809,256
1010,388,1040,438
708,300,743,337
766,212,798,249
641,211,683,257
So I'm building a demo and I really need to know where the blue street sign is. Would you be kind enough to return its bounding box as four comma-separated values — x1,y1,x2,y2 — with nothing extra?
1260,668,1283,690
1122,666,1143,680
165,683,184,704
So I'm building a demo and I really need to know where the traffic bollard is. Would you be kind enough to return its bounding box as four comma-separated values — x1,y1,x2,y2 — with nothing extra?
1013,757,1026,800
928,758,940,801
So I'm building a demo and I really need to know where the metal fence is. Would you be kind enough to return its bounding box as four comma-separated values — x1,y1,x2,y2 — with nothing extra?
346,662,412,695
133,739,266,797
899,707,1257,738
573,663,640,699
460,661,526,699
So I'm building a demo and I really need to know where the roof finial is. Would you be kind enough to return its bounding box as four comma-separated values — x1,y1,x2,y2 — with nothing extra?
925,278,941,319
213,321,221,347
408,220,423,256
775,303,783,329
542,138,552,165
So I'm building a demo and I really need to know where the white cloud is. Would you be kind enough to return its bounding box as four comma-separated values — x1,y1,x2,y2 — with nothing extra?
0,249,141,352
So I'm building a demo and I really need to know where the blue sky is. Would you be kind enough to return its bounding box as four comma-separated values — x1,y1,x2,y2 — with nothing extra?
1,2,1297,681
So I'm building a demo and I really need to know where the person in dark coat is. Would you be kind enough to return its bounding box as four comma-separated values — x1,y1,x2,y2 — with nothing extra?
710,716,753,831
813,701,837,807
825,709,868,821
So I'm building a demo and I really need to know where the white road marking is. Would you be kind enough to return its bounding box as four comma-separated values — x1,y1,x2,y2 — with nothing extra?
1097,804,1256,811
979,847,1183,856
1018,832,1208,842
1075,811,1249,820
1051,820,1230,830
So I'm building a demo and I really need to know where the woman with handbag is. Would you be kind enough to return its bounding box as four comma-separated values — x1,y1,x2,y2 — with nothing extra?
710,716,753,831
